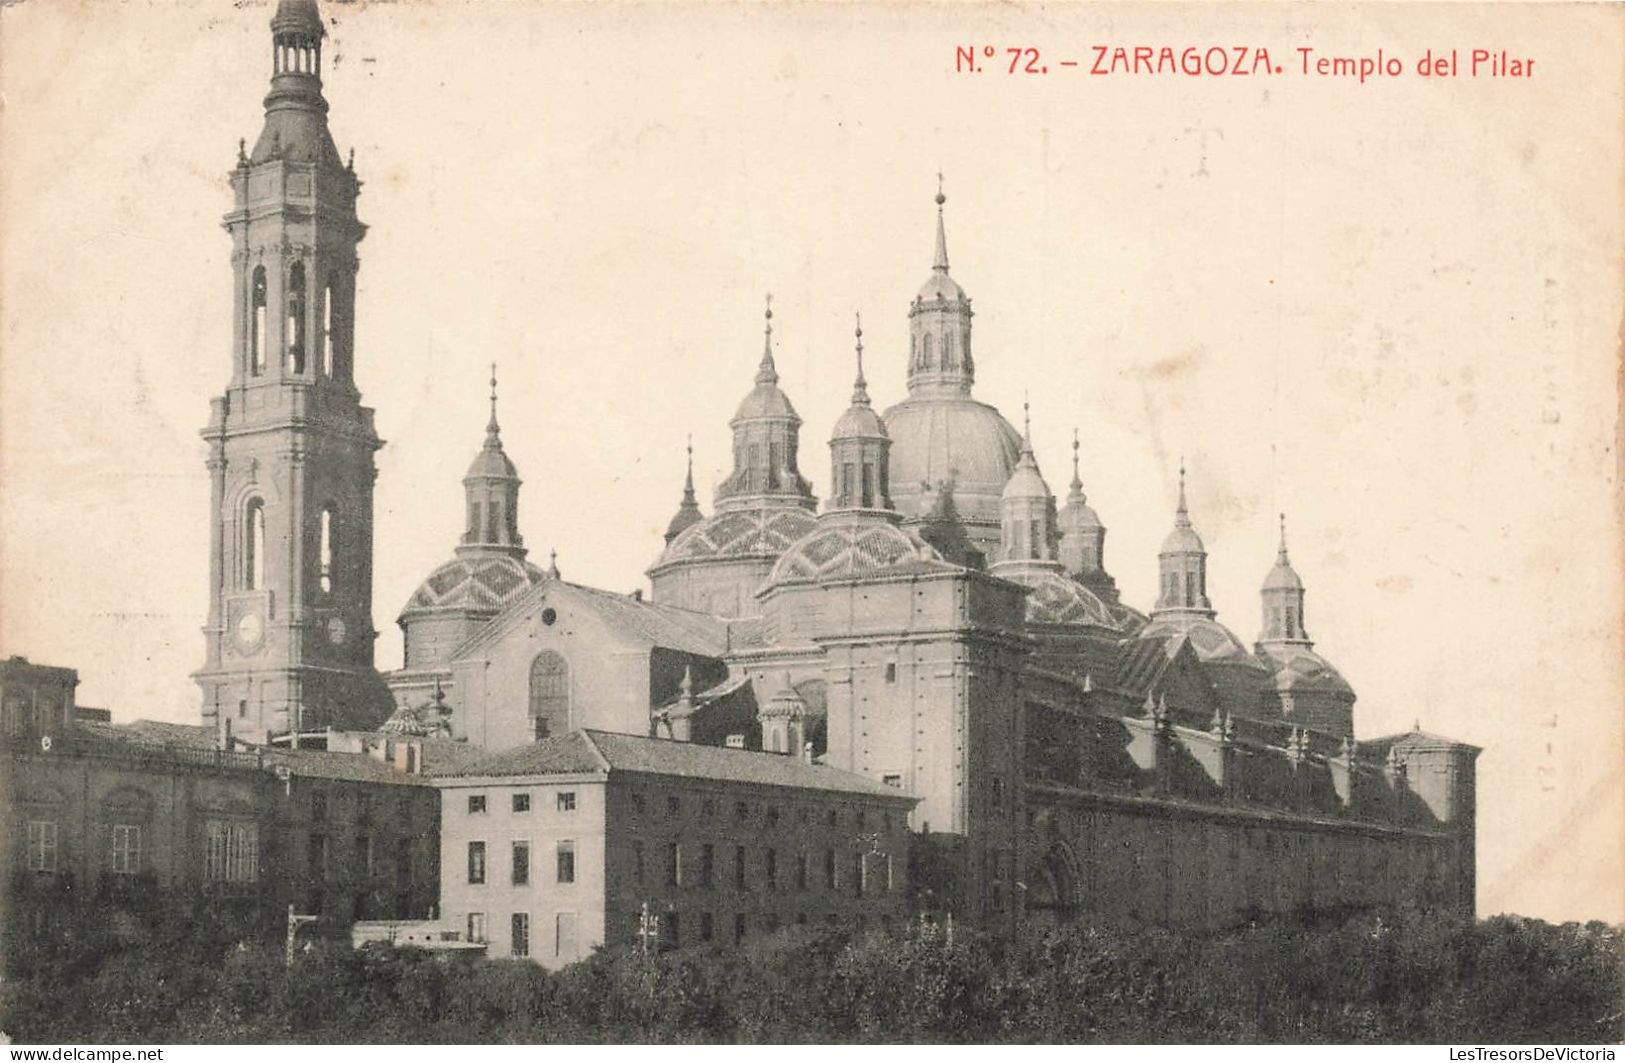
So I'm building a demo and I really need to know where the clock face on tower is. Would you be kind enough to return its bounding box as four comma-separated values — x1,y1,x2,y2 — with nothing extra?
326,616,348,646
234,611,264,652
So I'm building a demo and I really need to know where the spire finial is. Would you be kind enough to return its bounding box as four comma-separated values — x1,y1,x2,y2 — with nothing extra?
683,434,696,496
483,362,502,445
548,548,560,579
1069,428,1084,494
1176,458,1189,521
755,293,779,385
932,174,950,272
1277,511,1290,563
238,138,249,166
850,311,870,404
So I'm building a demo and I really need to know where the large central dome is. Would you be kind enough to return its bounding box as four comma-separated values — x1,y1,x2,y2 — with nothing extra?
883,394,1021,533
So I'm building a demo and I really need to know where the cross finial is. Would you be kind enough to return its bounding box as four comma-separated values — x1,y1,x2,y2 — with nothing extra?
485,362,501,439
755,293,779,385
851,311,868,402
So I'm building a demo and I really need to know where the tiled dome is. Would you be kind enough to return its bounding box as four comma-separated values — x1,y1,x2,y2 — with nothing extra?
399,554,549,619
766,517,945,588
660,506,818,564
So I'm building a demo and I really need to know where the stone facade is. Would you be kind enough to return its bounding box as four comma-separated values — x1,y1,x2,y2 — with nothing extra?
433,730,914,968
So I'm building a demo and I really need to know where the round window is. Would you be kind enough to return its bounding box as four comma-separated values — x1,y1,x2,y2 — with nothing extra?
541,607,557,626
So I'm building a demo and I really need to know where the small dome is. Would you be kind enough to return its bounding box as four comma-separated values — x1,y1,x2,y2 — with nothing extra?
1060,496,1103,531
1263,558,1304,592
762,681,808,718
1140,615,1255,663
465,444,518,481
917,272,966,304
400,554,549,619
767,517,946,588
832,402,887,441
1260,645,1354,698
1002,568,1121,629
1160,523,1205,555
665,503,704,543
1002,453,1050,503
660,507,819,565
734,383,799,424
379,703,432,737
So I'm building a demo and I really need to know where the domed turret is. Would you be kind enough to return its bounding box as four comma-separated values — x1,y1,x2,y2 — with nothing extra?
827,314,892,513
459,366,524,559
1153,462,1213,617
994,402,1059,568
714,296,816,513
1058,429,1117,601
883,180,1022,553
1259,513,1309,643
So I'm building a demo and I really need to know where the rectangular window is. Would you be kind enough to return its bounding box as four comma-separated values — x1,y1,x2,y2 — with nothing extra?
660,911,680,949
556,912,578,959
825,849,837,890
733,913,747,944
467,912,486,943
311,791,327,821
633,841,645,884
468,795,487,815
468,841,486,885
511,912,530,958
556,841,576,884
884,663,897,683
796,852,809,891
885,854,894,892
557,791,577,812
700,843,714,888
111,825,141,875
734,845,747,891
512,841,530,886
512,793,530,813
766,848,778,891
205,821,258,883
700,911,714,942
882,773,902,788
27,821,57,872
853,852,865,897
308,834,327,878
665,842,682,886
358,835,375,875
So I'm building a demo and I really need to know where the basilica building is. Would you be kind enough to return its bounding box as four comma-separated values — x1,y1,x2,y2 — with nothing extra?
180,0,1478,938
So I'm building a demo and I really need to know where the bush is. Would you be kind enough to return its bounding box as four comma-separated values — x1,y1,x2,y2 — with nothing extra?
2,911,1619,1044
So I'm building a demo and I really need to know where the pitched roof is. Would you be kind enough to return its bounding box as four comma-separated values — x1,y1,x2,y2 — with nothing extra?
264,747,436,787
435,729,915,801
454,579,730,660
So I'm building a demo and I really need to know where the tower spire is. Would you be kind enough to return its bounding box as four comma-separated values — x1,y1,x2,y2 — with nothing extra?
851,311,869,405
1069,428,1085,498
1277,511,1290,563
933,173,950,272
485,362,501,443
1175,458,1190,523
756,293,778,385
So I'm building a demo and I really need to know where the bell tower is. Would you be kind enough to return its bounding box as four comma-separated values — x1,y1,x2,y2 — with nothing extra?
194,0,390,740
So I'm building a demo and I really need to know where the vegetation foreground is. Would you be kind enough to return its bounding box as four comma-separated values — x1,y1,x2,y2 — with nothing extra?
2,909,1620,1044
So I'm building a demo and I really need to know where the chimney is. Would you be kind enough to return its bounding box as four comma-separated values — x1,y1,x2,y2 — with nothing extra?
218,715,233,752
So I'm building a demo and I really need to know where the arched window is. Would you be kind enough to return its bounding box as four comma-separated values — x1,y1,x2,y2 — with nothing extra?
1185,571,1197,603
528,651,570,739
318,505,336,594
942,331,956,369
250,267,268,376
860,463,874,508
921,333,934,368
768,442,782,489
467,500,483,542
245,498,266,590
486,499,504,543
286,263,307,373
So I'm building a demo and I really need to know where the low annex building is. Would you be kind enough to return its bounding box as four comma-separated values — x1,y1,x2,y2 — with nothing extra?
432,729,915,968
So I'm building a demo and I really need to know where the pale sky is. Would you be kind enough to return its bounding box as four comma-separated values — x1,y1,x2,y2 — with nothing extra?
1,0,1620,924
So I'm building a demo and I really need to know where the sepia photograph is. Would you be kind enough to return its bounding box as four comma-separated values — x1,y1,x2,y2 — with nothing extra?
0,0,1621,1049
